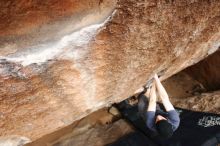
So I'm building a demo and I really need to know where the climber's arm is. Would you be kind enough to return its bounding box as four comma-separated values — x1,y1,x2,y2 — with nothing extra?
146,81,157,132
154,74,175,111
147,82,157,112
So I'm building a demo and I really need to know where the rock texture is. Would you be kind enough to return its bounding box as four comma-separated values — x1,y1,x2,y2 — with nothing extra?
163,49,220,98
172,90,220,114
0,135,30,146
163,71,205,99
26,109,132,146
0,0,220,142
184,49,220,91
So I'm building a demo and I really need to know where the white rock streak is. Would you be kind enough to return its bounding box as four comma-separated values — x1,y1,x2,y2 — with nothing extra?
0,136,31,146
0,23,104,66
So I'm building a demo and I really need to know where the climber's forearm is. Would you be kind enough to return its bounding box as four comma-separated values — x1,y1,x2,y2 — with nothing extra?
154,74,174,111
148,97,156,112
147,82,157,112
161,99,175,111
154,74,169,100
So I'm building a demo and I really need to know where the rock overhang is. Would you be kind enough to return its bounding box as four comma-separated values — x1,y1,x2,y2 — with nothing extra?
0,0,220,142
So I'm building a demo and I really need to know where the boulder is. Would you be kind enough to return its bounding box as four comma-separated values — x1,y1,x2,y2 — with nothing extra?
0,0,220,141
172,90,220,114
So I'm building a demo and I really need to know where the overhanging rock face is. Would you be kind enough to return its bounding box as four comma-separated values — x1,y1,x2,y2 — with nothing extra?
0,0,220,141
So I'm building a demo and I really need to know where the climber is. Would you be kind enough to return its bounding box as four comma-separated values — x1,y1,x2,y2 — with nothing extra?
138,74,180,139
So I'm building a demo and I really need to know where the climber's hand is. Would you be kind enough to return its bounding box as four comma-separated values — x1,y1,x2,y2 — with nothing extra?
154,73,160,81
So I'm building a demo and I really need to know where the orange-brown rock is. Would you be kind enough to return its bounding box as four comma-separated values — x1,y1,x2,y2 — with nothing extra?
184,49,220,91
26,108,133,146
0,0,220,142
172,90,220,114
